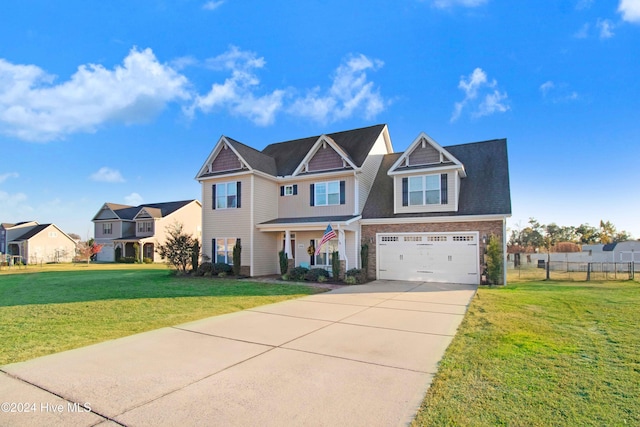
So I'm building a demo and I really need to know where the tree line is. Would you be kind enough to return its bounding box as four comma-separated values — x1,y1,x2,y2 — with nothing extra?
508,218,633,253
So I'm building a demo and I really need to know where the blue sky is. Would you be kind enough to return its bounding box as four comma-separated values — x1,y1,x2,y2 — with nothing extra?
1,0,639,239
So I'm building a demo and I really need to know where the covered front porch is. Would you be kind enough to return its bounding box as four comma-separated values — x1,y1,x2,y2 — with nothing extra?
113,237,156,262
256,216,361,277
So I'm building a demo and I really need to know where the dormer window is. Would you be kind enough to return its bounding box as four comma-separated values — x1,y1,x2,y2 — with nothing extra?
403,174,448,206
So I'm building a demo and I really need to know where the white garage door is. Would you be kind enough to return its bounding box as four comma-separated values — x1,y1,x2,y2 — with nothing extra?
96,242,114,262
377,232,479,284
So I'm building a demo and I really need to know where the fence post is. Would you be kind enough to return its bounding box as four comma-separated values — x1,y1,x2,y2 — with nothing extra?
586,263,591,281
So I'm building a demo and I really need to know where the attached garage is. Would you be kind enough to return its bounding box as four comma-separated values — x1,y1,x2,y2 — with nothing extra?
377,232,479,284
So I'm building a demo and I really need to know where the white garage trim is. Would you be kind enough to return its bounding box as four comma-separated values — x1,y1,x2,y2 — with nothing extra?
376,231,479,284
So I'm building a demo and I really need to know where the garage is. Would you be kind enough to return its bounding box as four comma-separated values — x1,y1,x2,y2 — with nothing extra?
377,232,479,284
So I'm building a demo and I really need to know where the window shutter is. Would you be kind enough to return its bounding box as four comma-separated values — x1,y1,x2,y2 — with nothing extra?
402,178,408,207
212,238,216,260
293,184,298,195
339,181,346,205
212,185,216,210
280,186,284,197
310,239,315,266
441,174,448,204
236,181,241,208
310,184,315,206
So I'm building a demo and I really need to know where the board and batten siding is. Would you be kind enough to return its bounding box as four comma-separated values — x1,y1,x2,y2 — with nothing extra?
201,175,252,266
394,170,457,214
251,175,280,276
278,175,355,218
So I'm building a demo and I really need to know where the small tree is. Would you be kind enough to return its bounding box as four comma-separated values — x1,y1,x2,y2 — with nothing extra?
76,241,104,265
155,222,197,274
360,243,369,279
232,240,242,276
279,250,288,275
485,235,503,285
133,243,140,263
115,246,122,262
331,251,340,281
191,240,201,272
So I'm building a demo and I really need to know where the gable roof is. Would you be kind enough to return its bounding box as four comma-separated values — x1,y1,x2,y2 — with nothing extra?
10,223,75,244
94,200,199,221
196,124,389,180
388,132,466,177
362,138,511,219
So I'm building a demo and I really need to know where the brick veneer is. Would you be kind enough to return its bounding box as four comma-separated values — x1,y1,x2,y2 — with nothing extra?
361,219,505,282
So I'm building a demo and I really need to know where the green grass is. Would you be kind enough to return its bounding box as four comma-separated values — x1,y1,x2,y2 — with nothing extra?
0,264,322,365
413,280,640,426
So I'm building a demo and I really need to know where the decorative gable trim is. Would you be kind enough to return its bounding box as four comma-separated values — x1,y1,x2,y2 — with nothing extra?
195,136,251,180
92,204,122,221
388,132,466,177
291,135,358,176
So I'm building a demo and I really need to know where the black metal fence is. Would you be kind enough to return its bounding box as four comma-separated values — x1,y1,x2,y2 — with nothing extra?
508,260,638,281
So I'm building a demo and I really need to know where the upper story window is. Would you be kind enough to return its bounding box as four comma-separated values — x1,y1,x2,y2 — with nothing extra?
213,181,241,210
103,223,112,235
48,231,58,238
311,180,344,206
403,174,448,206
138,221,153,233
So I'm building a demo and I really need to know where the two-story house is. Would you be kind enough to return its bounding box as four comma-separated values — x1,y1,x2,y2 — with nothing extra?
195,124,511,284
92,200,202,262
1,221,77,264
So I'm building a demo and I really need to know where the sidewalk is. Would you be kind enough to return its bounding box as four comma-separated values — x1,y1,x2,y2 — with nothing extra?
0,280,477,427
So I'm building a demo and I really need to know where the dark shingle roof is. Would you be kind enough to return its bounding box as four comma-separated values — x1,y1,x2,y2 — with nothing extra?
12,224,51,241
259,215,360,225
261,124,386,176
362,138,511,219
112,200,196,220
225,137,278,176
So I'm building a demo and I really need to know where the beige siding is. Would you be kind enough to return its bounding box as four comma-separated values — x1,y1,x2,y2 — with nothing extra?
201,175,252,268
94,221,124,239
394,171,457,214
278,175,355,218
153,201,202,262
251,175,280,275
25,226,76,264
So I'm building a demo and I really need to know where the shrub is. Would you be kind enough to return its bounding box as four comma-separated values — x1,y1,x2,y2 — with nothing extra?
345,268,365,284
344,276,357,285
213,262,233,275
331,251,340,281
289,266,309,281
486,234,503,285
115,246,122,262
360,243,369,279
218,272,227,278
232,240,242,276
118,256,137,264
191,240,200,272
143,257,153,264
197,262,213,276
306,268,330,282
279,250,288,275
318,275,327,283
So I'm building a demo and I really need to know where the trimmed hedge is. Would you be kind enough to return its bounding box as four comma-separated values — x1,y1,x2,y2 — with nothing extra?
306,268,330,282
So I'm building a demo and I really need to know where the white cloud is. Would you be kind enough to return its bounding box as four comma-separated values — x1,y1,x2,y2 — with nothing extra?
186,46,285,126
597,19,615,38
0,172,18,183
450,68,509,122
124,192,144,206
202,1,224,10
0,47,190,142
431,0,487,8
539,80,579,103
575,0,594,10
0,190,32,218
288,54,386,124
90,167,125,183
574,23,591,38
618,0,640,23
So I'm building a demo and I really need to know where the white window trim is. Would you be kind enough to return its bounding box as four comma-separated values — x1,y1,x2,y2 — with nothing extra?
315,180,340,206
103,223,112,235
216,238,237,264
216,182,238,209
409,175,441,206
284,185,294,196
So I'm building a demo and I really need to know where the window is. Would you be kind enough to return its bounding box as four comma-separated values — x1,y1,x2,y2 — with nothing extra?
311,238,338,266
312,181,343,206
48,231,58,238
138,221,153,233
215,238,237,264
403,174,447,206
103,223,112,235
214,181,241,209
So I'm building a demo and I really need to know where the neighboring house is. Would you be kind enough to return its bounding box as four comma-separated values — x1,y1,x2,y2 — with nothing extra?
2,222,77,264
92,200,202,262
195,124,512,284
584,241,640,262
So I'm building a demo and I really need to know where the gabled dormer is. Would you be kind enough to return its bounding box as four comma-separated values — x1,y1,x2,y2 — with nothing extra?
292,135,358,176
134,207,160,236
195,136,277,180
388,133,466,214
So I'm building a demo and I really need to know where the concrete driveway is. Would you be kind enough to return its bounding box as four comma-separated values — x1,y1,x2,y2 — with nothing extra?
0,280,477,427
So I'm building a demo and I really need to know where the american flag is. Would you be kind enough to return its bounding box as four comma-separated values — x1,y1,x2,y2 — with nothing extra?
315,224,337,255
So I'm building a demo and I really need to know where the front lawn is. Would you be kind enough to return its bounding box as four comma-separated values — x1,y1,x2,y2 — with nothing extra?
0,264,322,365
413,280,640,426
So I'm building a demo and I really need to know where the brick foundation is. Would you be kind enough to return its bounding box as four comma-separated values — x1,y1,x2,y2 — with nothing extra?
361,220,505,282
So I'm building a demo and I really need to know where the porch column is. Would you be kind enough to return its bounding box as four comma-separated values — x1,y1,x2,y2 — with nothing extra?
284,230,293,259
338,229,348,271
